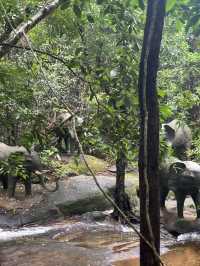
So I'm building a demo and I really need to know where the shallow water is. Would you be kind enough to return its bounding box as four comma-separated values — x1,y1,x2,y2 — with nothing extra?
0,214,200,266
0,218,140,266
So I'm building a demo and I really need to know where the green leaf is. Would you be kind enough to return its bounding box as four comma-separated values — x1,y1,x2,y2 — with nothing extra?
166,0,177,12
176,19,184,31
158,89,167,97
160,105,173,119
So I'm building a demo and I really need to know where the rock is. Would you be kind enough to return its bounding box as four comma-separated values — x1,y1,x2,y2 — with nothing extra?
0,174,139,228
0,197,62,228
164,216,200,236
108,165,116,173
47,175,138,216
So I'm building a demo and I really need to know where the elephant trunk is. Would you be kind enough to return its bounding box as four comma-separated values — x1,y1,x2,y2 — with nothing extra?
34,171,59,192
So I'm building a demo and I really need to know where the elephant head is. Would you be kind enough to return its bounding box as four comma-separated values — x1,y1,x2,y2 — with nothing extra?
163,119,192,160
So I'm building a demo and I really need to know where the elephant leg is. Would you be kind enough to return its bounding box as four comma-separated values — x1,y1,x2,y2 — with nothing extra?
1,175,8,190
175,191,186,218
56,136,63,151
73,138,79,154
24,178,31,196
191,191,200,219
54,129,64,152
69,138,76,154
160,187,169,209
7,176,17,198
24,174,32,196
63,134,71,154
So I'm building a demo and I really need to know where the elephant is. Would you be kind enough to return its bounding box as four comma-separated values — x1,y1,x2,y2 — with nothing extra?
48,110,83,154
163,119,192,160
160,158,200,219
0,143,59,198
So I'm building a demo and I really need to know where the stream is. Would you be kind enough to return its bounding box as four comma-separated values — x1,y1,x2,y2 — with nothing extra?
0,212,200,266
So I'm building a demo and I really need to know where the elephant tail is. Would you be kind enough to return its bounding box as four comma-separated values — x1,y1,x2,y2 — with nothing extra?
34,171,60,192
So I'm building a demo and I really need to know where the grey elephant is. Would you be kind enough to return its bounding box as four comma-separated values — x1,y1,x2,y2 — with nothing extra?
0,143,59,197
160,158,200,218
48,110,83,154
163,119,192,160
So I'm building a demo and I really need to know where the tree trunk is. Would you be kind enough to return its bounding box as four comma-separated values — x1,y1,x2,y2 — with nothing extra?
112,150,132,222
138,1,166,266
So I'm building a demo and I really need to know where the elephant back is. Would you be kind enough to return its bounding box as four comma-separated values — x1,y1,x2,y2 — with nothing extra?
168,160,200,191
0,142,28,161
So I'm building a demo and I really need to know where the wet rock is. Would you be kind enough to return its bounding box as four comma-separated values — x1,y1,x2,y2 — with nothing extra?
80,210,111,222
165,217,200,236
0,199,62,228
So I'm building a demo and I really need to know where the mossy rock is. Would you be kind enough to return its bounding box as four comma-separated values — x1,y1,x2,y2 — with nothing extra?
53,155,108,177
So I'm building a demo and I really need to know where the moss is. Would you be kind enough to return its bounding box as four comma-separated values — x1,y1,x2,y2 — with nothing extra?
52,155,108,177
125,173,139,183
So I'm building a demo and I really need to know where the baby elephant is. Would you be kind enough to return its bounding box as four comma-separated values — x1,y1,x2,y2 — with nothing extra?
160,159,200,219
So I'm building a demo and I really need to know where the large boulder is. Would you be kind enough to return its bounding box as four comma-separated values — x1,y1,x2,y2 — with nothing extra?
47,175,138,215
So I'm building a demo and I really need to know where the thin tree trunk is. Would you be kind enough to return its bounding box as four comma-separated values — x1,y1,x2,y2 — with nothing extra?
112,150,132,221
138,0,166,265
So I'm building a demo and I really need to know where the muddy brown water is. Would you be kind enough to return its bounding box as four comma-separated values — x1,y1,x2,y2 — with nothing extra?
114,243,200,266
0,215,199,266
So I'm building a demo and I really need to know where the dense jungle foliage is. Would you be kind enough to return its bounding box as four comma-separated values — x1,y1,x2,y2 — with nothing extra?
1,1,200,265
0,0,199,161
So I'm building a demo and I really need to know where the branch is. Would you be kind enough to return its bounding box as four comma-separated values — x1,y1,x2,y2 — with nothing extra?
0,0,63,58
0,17,23,43
0,42,76,71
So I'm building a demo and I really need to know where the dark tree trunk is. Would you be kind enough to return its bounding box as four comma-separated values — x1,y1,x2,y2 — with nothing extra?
112,150,132,222
138,1,166,266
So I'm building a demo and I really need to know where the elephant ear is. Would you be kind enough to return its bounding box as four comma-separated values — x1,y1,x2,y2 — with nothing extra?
169,162,186,175
164,125,175,142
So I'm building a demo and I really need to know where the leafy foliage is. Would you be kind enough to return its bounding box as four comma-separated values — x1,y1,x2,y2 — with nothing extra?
0,152,28,180
0,0,200,161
